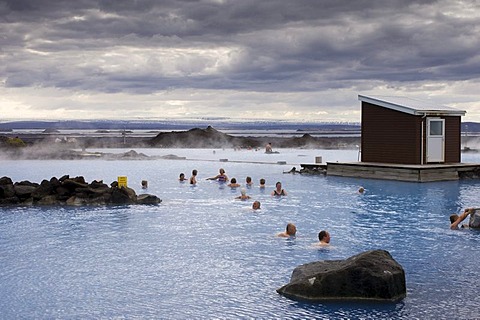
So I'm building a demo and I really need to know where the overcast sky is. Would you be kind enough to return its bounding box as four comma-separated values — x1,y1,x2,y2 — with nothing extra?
1,0,480,122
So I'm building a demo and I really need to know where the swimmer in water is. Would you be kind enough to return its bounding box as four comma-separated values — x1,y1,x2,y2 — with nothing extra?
259,178,266,189
179,173,187,182
450,208,475,229
358,187,365,194
245,176,253,187
228,178,241,188
283,167,299,174
235,188,251,200
206,168,229,182
141,180,148,189
265,142,273,153
252,201,261,210
277,223,297,238
189,169,198,185
271,181,287,196
314,230,331,246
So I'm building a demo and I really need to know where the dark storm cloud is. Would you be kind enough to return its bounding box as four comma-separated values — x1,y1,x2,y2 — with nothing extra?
1,0,479,96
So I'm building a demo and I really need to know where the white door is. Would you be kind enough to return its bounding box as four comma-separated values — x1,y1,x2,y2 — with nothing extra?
426,118,445,163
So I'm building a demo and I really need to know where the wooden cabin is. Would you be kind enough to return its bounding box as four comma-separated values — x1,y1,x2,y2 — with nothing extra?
358,95,466,165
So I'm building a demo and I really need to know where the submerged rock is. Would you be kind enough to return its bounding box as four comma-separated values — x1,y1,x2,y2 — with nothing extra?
136,194,162,205
277,250,406,302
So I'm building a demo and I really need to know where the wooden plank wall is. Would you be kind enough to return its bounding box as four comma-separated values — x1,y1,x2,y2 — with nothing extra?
326,163,461,182
361,103,422,164
444,116,461,163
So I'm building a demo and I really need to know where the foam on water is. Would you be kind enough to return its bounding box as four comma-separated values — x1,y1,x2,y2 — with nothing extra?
1,148,480,319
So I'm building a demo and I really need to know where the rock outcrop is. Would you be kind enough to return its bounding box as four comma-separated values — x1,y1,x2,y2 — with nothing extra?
0,175,161,206
149,126,359,149
150,126,243,148
277,250,406,302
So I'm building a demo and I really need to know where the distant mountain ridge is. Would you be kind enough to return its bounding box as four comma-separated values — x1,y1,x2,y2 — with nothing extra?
0,119,361,131
1,120,479,132
463,122,480,133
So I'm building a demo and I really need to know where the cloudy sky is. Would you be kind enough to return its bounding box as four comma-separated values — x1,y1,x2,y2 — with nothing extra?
1,0,480,122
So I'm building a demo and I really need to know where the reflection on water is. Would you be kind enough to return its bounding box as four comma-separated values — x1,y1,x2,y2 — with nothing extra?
1,149,480,319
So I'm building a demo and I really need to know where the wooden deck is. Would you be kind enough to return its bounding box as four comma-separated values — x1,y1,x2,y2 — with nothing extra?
300,162,480,182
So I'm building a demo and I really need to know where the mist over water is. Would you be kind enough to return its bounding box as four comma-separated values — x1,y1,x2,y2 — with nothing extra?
1,148,480,319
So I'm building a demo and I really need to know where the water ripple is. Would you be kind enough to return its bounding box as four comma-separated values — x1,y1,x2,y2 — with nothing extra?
1,153,480,319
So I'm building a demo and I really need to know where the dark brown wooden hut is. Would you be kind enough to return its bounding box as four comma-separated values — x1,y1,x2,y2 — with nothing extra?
359,95,466,164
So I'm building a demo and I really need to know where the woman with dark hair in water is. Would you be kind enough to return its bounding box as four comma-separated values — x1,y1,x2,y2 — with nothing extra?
271,181,287,196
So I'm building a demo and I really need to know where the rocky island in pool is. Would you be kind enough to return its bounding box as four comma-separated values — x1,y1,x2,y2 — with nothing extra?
0,175,161,206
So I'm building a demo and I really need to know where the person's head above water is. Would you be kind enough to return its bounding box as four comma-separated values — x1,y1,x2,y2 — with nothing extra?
272,181,287,196
286,223,297,236
450,214,459,224
277,223,296,237
252,201,261,210
318,230,330,244
241,188,247,195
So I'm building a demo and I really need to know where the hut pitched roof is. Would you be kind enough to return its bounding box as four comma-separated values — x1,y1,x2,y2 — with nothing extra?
358,95,466,116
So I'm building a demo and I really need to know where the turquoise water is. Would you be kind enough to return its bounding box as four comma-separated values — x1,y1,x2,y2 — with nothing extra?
1,149,480,319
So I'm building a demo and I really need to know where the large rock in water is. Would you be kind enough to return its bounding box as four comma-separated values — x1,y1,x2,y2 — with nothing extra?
277,250,406,302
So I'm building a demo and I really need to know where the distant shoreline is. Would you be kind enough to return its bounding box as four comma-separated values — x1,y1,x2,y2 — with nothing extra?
1,126,360,149
0,126,363,160
2,125,479,160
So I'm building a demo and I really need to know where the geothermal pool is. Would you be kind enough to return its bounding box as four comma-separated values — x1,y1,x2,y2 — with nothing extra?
1,148,480,319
